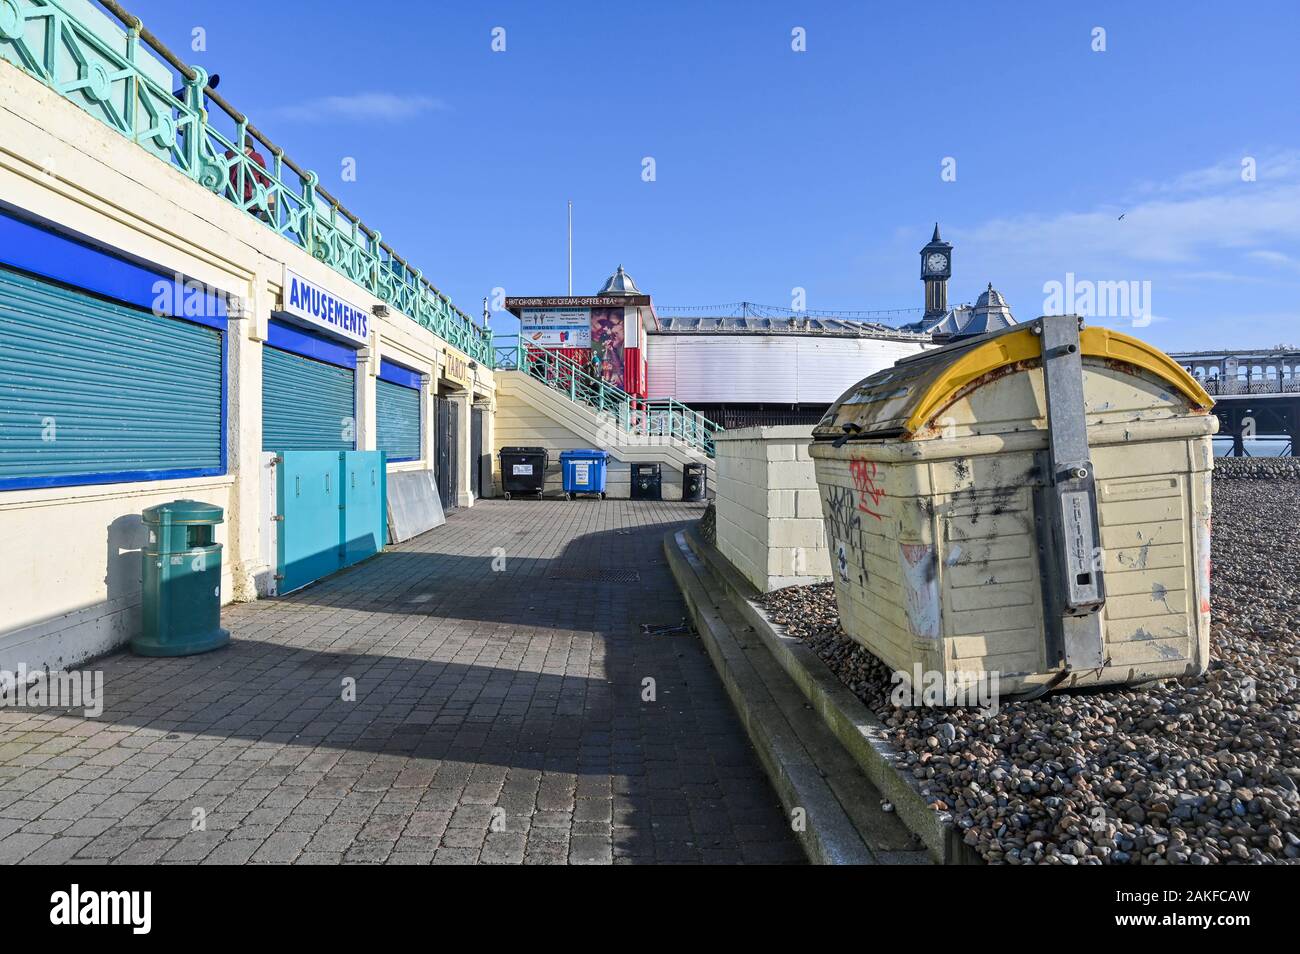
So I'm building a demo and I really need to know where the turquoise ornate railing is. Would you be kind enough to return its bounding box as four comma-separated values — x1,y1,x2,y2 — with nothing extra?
494,340,721,457
0,0,493,366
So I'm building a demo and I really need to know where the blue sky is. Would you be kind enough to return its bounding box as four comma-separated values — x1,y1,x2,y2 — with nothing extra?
129,0,1299,351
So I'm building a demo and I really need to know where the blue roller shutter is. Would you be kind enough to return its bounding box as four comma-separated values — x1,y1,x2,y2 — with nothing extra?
0,265,223,489
375,358,421,462
262,346,355,451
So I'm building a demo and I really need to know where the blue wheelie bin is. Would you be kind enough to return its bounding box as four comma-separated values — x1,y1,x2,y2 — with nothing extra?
560,449,609,500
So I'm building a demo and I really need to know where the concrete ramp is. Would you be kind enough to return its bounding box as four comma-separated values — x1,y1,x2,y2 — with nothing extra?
494,370,711,500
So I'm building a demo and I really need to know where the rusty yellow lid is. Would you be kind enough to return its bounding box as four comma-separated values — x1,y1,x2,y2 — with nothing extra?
813,323,1213,441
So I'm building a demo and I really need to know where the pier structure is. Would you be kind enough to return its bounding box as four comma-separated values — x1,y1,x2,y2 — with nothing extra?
1168,348,1300,456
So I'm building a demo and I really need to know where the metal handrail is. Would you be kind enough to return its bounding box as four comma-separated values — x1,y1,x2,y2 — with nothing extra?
1200,378,1300,396
2,0,492,366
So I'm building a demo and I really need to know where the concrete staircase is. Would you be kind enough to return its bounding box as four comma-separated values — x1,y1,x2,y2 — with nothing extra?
494,369,711,499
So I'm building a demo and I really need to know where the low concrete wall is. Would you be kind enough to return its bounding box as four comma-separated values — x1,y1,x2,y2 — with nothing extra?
714,426,830,592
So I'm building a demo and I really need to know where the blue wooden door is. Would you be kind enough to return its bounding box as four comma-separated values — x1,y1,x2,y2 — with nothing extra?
276,450,386,592
275,450,343,594
341,451,385,567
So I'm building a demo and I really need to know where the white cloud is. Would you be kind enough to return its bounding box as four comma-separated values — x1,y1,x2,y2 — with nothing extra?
955,151,1300,278
270,93,447,123
1134,151,1300,196
1247,249,1300,271
914,152,1300,349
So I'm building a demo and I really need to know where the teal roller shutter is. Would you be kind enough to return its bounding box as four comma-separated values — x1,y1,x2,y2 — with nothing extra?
262,346,355,451
0,266,222,488
375,378,421,462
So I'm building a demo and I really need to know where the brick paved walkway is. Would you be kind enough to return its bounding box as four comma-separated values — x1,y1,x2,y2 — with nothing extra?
0,500,803,865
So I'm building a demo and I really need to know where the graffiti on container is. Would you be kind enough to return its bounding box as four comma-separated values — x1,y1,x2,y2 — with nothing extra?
1151,580,1176,614
823,484,861,542
899,542,941,639
1154,641,1184,661
823,483,867,586
848,458,886,520
1116,527,1156,570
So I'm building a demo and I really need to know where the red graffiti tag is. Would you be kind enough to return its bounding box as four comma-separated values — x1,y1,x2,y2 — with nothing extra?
848,459,885,520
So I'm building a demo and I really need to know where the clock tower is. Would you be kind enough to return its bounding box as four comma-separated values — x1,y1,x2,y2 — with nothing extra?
919,223,953,318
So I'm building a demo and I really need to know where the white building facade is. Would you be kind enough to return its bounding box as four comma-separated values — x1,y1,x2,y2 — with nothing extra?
646,317,928,427
0,41,492,675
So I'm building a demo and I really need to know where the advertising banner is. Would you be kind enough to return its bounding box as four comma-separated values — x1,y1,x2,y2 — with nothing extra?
590,307,625,388
520,308,591,347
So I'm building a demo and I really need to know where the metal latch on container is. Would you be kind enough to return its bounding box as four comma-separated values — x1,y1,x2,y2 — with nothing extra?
832,422,862,448
1037,314,1107,669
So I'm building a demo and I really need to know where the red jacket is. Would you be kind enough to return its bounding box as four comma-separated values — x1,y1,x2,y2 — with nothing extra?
225,147,271,202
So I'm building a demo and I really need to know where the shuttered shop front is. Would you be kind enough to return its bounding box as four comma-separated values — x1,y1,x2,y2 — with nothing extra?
0,212,226,489
262,320,356,452
375,359,421,462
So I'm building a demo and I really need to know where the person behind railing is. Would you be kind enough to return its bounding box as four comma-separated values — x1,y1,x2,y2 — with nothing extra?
224,140,276,224
169,74,221,175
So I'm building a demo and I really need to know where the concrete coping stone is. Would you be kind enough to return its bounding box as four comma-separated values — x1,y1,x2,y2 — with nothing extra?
713,425,816,442
681,526,983,865
665,530,881,864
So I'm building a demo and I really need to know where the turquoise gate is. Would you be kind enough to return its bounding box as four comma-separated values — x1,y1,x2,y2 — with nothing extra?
274,450,386,594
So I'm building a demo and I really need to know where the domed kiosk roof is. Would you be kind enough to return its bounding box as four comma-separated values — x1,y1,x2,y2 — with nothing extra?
975,284,1009,311
950,283,1017,338
597,265,642,297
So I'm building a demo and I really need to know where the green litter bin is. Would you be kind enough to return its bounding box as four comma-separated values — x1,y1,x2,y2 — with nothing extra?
132,500,230,657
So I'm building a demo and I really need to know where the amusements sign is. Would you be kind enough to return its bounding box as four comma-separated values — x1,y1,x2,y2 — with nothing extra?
520,308,592,348
281,266,369,344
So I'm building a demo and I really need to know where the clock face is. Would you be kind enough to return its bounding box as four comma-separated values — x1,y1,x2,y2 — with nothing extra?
926,252,948,274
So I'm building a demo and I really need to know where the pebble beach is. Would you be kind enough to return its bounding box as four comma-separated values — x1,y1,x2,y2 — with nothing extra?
760,458,1300,864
